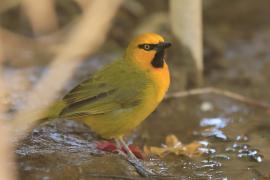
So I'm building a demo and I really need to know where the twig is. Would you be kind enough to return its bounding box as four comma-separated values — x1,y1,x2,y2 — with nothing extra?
166,87,270,111
9,0,122,140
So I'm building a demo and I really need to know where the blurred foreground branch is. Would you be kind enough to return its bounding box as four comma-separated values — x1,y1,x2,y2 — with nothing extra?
170,0,203,84
0,0,21,13
9,0,122,140
0,121,16,180
0,35,10,119
74,0,92,12
22,0,58,35
0,31,15,180
0,27,55,66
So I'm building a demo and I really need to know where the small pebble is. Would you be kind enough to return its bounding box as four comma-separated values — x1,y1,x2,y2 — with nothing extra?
201,102,214,112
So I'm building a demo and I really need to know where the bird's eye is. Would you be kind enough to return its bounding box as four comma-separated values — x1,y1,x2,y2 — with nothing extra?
138,44,155,51
143,44,151,50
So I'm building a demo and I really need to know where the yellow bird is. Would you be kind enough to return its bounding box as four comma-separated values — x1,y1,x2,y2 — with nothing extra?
52,33,171,173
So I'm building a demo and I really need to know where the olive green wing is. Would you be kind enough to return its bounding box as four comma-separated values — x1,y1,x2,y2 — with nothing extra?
59,60,150,119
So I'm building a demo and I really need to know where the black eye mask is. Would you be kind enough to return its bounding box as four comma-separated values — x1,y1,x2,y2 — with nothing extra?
138,42,171,68
138,44,157,51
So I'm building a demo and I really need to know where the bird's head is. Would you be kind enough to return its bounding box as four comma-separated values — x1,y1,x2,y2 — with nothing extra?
125,33,171,69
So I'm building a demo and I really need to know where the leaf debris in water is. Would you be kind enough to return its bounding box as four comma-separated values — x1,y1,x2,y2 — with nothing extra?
144,134,203,158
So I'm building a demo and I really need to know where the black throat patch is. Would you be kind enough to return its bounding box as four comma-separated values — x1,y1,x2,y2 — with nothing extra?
151,49,165,68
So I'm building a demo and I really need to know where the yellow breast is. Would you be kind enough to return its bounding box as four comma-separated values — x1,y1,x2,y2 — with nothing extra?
147,62,170,103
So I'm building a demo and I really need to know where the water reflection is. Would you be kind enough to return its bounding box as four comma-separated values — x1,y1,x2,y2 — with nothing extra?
199,117,229,140
200,117,229,129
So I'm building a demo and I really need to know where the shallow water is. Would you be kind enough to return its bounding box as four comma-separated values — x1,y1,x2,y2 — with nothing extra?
16,94,270,179
145,95,270,179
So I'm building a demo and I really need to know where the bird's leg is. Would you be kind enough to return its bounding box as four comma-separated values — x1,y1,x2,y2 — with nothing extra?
115,137,156,176
117,137,138,160
115,138,127,157
95,139,144,159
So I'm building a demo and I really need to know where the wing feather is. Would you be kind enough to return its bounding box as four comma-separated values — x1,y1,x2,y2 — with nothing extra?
59,60,150,118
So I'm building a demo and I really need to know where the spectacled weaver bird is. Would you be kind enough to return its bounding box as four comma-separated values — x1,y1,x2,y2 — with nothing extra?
51,33,171,175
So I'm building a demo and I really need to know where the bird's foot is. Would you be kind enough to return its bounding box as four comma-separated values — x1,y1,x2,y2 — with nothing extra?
96,140,157,176
126,156,157,176
95,141,145,159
